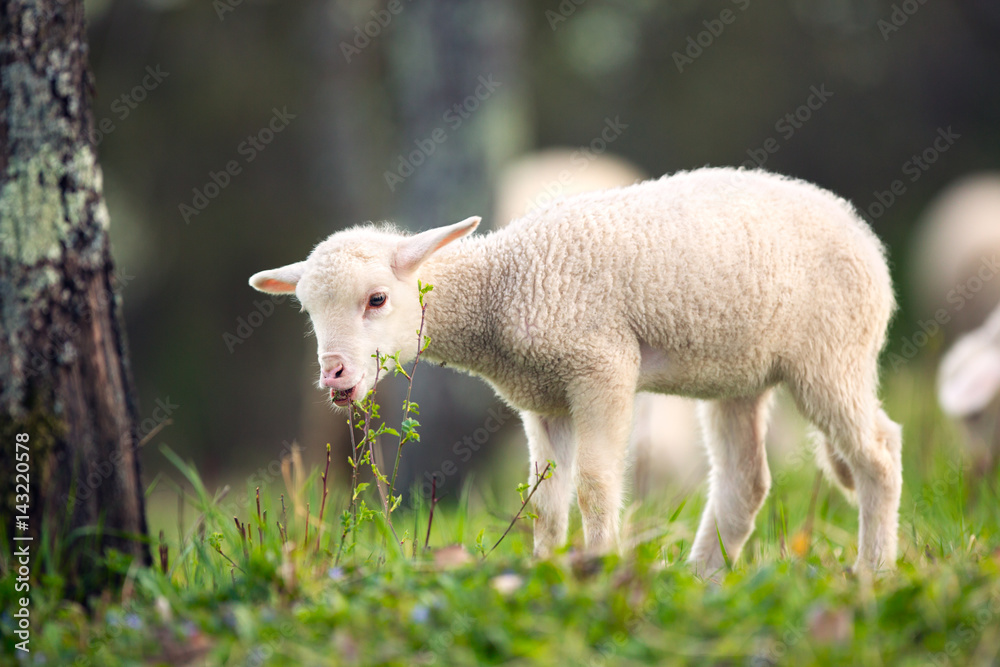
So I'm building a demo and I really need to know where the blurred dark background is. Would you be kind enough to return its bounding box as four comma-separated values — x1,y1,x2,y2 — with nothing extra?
83,0,1000,500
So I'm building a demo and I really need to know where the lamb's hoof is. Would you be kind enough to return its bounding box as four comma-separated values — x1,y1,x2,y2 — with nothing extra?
569,550,605,579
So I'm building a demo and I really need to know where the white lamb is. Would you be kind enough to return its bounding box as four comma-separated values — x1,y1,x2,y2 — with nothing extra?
938,301,1000,473
250,167,903,573
911,173,1000,472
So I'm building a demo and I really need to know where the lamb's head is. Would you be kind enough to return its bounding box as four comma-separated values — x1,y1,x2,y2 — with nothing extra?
249,216,479,407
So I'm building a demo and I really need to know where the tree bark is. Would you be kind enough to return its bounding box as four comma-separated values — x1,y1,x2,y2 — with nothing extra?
0,0,149,599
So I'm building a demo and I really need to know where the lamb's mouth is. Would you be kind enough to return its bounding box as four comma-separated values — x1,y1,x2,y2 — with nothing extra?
330,385,358,406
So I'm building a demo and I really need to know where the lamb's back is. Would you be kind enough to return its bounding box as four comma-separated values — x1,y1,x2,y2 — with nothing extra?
487,168,893,390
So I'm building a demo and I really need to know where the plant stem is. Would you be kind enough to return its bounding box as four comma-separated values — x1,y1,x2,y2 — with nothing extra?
303,502,310,549
316,443,331,553
359,353,401,546
347,407,361,548
424,476,438,550
214,546,244,573
388,303,428,512
256,487,264,547
488,462,552,557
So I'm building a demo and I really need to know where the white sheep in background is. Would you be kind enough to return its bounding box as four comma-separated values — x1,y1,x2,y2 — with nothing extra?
910,173,1000,338
911,173,1000,473
494,149,647,227
939,302,1000,472
250,167,903,573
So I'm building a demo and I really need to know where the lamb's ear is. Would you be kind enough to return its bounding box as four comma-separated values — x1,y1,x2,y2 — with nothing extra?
938,333,1000,416
249,261,306,294
393,216,480,277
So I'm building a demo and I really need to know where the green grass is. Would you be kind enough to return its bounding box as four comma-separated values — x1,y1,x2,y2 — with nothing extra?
3,365,1000,666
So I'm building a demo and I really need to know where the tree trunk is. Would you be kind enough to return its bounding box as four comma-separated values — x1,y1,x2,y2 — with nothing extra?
0,0,149,599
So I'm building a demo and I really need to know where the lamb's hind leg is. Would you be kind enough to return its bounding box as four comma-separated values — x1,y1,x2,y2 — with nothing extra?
522,412,575,558
689,391,774,575
792,375,902,571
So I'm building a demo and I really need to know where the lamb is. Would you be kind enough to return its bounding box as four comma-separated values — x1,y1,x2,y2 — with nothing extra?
249,167,903,573
938,301,1000,473
909,173,1000,338
910,173,1000,472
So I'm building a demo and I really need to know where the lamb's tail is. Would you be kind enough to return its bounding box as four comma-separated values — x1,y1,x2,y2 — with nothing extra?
812,427,856,502
811,408,903,505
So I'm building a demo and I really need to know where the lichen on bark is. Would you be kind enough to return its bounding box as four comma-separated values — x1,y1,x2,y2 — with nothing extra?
1,0,150,598
0,146,68,265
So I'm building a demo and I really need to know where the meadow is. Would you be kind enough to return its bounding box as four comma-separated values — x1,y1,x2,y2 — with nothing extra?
2,360,1000,667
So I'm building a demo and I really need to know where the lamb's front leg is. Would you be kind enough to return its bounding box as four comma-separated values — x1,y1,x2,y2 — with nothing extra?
569,377,636,554
522,412,575,558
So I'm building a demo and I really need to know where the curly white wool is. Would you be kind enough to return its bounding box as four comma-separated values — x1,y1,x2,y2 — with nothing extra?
250,167,903,573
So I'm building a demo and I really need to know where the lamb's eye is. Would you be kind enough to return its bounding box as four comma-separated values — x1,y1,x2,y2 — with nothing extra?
368,292,387,308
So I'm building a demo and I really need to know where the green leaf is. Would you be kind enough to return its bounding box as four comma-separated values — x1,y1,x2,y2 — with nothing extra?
716,523,732,571
475,528,486,556
354,482,370,499
669,498,688,523
401,418,421,442
418,281,434,306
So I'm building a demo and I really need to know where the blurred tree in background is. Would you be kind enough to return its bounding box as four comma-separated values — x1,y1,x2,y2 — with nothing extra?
78,0,1000,499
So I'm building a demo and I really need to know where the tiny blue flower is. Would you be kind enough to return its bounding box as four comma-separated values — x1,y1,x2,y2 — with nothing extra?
125,613,143,630
410,605,430,624
327,567,345,581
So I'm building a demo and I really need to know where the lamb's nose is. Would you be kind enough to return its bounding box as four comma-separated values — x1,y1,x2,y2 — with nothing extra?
322,364,344,382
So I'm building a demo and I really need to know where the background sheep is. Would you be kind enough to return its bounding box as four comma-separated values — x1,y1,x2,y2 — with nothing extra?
910,173,1000,473
250,167,903,573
